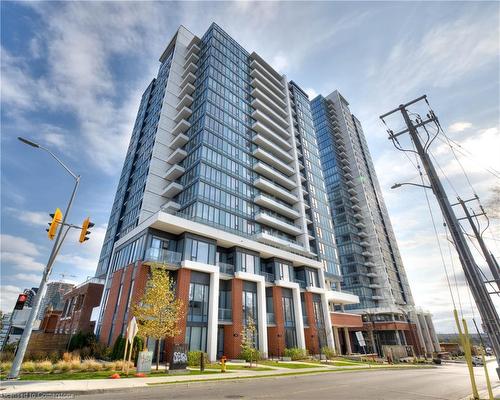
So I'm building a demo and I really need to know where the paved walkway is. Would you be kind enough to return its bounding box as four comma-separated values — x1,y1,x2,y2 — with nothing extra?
0,362,430,396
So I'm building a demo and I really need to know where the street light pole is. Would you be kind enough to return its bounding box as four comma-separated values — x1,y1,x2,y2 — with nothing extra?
8,137,80,379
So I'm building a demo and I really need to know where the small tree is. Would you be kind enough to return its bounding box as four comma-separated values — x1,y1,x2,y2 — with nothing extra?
240,315,258,367
132,266,184,370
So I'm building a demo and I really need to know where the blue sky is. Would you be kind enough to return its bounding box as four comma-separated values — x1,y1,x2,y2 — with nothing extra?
1,1,499,332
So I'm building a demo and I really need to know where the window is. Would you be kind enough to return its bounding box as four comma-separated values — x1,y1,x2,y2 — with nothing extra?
188,282,209,323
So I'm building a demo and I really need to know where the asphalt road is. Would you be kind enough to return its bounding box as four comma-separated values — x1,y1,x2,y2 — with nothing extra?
78,363,499,400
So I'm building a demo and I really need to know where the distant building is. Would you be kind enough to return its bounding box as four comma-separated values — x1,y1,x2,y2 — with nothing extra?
56,278,104,335
311,91,440,356
0,312,12,349
37,282,74,320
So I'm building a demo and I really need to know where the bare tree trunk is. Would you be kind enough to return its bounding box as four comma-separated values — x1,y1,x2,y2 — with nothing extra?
156,339,160,371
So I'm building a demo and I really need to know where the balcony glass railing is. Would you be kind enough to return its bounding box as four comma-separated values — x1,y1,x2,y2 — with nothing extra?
267,312,276,324
217,262,235,275
144,248,182,266
218,308,232,321
294,279,306,288
260,271,275,283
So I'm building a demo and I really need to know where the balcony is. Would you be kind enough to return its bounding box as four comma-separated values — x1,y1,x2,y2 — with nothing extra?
348,188,357,195
217,262,234,275
355,221,366,229
163,164,185,181
162,181,183,197
353,212,363,220
251,98,289,129
218,308,232,322
351,204,361,211
179,82,195,98
183,52,199,68
252,109,290,139
174,106,192,123
358,231,368,238
369,283,381,289
172,119,190,136
254,177,298,204
169,133,188,150
251,77,287,109
260,271,275,283
252,120,292,150
252,134,293,163
250,58,284,90
251,87,288,118
372,295,384,300
161,200,181,213
252,147,294,176
166,148,187,165
366,272,378,277
365,261,376,267
254,193,299,219
294,279,306,288
360,241,370,247
250,68,285,100
180,72,196,89
362,251,373,257
182,62,197,78
254,231,306,253
185,43,200,60
143,248,182,267
176,93,193,111
253,161,296,190
255,212,302,236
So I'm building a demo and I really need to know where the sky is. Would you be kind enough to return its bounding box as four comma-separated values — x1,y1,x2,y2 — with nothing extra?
1,1,499,333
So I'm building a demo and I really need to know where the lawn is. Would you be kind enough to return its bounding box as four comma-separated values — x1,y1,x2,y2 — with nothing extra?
202,364,273,371
0,369,221,381
260,361,324,369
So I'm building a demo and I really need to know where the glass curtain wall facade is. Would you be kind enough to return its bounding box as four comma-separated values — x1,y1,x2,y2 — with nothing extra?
311,92,414,311
96,51,174,278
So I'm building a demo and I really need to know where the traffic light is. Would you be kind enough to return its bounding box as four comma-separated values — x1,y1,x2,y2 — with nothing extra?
47,208,63,240
79,217,95,243
14,294,27,310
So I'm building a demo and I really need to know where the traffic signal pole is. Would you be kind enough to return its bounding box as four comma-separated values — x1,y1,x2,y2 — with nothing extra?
8,139,81,380
380,97,500,379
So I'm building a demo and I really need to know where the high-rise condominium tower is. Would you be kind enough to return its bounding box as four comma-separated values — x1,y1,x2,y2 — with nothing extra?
311,91,439,355
94,23,363,362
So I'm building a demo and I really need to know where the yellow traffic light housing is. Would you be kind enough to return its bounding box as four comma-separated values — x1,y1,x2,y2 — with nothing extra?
79,217,95,243
47,208,63,240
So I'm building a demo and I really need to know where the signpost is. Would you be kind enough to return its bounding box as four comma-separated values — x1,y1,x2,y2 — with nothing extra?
136,351,153,373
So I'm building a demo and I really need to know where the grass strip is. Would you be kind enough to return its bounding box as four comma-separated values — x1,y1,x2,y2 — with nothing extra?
0,369,222,381
259,361,324,369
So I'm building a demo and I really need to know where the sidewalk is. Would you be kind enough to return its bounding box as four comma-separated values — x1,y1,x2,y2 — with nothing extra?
0,362,431,396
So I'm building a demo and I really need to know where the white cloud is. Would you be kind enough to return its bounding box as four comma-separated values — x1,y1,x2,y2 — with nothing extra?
12,210,49,228
448,121,472,133
0,285,23,313
1,234,40,257
305,88,318,100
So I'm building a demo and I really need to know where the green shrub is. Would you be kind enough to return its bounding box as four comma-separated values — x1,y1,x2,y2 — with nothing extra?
0,361,12,372
35,360,53,372
239,347,261,362
69,331,97,352
187,351,208,367
54,360,72,372
321,347,335,360
283,347,308,360
110,336,143,362
80,358,102,371
21,361,36,372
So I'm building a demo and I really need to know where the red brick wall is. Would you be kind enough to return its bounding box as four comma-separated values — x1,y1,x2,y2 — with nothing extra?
108,265,134,346
99,268,124,345
225,278,243,359
331,312,363,328
303,292,319,354
267,286,284,358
